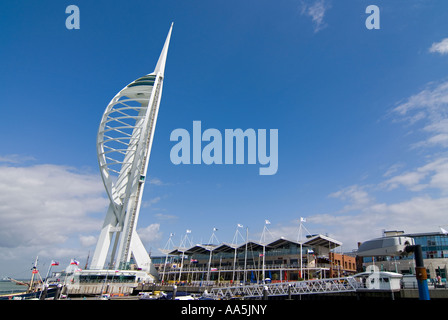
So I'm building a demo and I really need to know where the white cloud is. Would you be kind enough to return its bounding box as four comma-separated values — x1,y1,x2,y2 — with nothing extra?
381,157,448,193
306,194,448,250
149,177,165,185
0,154,35,164
383,163,406,177
154,213,178,221
392,80,448,148
300,0,331,33
393,81,448,117
0,163,108,276
142,196,161,208
79,235,97,247
382,171,427,191
298,155,448,250
329,185,374,212
137,223,163,246
324,80,448,247
429,38,448,55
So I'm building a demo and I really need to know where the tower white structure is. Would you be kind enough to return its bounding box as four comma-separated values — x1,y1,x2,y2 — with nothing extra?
90,24,173,278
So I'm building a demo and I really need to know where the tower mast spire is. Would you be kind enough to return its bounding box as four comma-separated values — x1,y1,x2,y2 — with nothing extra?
90,24,173,279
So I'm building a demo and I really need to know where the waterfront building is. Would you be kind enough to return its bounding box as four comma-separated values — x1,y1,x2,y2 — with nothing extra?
358,230,448,282
152,234,357,285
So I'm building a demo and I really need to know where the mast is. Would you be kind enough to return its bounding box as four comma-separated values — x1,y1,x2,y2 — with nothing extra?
29,256,38,293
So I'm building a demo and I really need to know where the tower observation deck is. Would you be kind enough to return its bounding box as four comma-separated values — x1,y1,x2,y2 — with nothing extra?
89,24,173,279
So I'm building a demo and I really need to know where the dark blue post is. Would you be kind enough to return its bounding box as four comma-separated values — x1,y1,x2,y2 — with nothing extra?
405,245,430,300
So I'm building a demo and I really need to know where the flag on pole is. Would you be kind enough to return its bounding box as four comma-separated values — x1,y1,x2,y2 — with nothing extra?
213,228,218,231
51,260,59,266
300,217,307,222
265,220,271,225
70,259,79,265
186,229,192,234
440,227,448,235
237,224,243,228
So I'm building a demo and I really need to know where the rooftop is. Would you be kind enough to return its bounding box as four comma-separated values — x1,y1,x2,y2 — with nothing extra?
166,234,342,256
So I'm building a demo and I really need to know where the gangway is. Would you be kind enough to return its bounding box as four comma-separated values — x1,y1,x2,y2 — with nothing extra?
209,277,359,299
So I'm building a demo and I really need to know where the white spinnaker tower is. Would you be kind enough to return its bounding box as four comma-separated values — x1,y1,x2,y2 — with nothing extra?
90,24,173,278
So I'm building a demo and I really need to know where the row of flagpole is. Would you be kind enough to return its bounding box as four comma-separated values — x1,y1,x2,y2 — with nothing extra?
160,217,310,284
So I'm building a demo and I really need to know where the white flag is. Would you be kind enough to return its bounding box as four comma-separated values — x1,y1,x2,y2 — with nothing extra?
265,220,271,225
213,227,218,231
300,217,307,222
441,227,448,235
237,224,243,228
186,229,192,234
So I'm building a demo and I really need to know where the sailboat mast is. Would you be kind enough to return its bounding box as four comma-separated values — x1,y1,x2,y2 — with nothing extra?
29,256,38,292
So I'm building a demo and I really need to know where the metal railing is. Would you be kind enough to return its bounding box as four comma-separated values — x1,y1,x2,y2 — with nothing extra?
209,276,359,299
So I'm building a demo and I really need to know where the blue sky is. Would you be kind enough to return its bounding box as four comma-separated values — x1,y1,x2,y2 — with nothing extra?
1,0,448,277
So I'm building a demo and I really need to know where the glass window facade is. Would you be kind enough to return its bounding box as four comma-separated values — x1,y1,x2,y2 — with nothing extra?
413,234,448,259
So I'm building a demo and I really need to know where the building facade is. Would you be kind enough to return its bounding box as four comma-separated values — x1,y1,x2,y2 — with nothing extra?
153,234,357,285
359,230,448,281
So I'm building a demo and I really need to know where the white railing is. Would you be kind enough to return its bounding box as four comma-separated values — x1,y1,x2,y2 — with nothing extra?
209,277,359,299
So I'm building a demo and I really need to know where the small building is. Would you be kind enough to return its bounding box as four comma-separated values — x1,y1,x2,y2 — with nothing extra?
354,271,403,291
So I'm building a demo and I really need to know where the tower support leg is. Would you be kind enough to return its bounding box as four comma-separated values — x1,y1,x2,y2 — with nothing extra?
90,205,118,269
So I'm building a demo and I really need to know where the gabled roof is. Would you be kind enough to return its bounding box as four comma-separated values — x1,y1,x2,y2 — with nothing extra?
168,247,189,255
237,240,269,252
184,244,217,255
267,237,302,248
166,235,342,256
303,234,342,248
213,243,239,253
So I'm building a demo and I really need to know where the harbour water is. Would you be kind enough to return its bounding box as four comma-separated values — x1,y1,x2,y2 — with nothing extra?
0,280,28,295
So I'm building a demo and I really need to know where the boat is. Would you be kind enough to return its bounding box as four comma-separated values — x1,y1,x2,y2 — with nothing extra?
0,286,59,300
156,291,198,300
0,257,63,300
